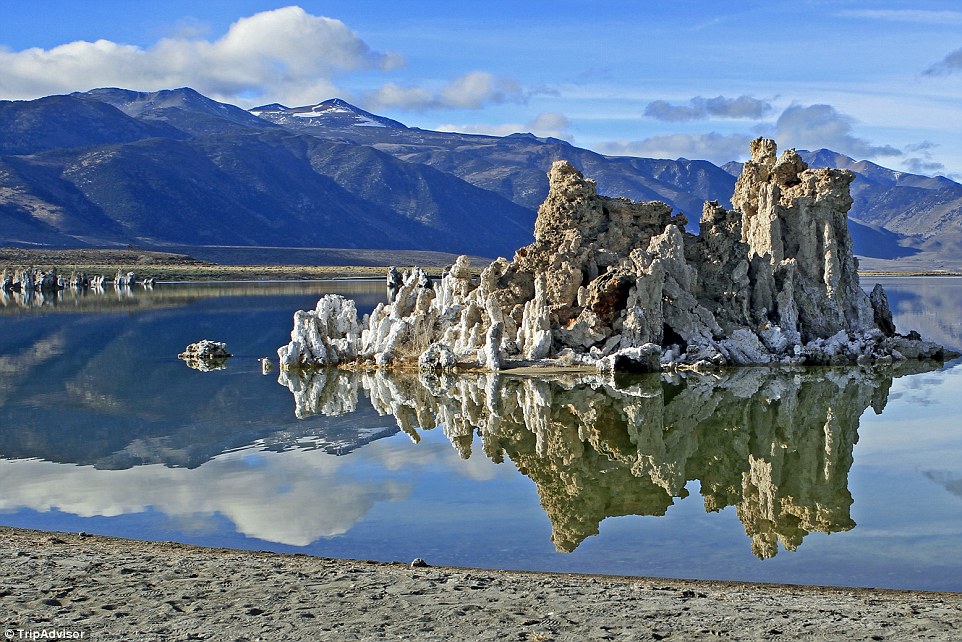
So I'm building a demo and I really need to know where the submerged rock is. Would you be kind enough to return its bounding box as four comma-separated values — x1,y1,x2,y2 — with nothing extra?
278,138,957,372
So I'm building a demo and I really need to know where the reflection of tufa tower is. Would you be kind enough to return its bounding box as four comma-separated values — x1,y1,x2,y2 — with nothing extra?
281,366,924,558
483,369,872,558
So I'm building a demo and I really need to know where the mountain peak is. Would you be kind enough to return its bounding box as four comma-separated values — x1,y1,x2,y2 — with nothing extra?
250,98,407,130
80,86,273,133
318,97,356,109
249,102,289,113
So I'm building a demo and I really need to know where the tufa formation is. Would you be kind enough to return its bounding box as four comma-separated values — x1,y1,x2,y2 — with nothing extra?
278,138,955,373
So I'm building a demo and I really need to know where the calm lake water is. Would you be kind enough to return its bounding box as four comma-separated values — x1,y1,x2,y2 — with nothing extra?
1,277,961,591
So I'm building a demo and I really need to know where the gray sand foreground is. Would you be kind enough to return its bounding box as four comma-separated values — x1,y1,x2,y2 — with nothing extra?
2,527,960,641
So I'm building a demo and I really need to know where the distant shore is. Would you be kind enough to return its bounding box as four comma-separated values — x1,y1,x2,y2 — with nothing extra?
3,248,960,283
0,248,456,281
859,270,962,278
2,526,960,641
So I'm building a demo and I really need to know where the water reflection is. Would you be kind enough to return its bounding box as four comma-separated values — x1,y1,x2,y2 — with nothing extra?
0,280,384,315
1,277,960,587
279,363,935,558
863,277,962,353
0,447,413,546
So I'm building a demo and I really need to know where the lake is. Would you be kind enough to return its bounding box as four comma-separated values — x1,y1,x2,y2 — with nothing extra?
1,277,961,591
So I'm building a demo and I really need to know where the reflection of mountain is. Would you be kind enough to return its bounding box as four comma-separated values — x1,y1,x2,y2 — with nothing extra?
0,282,394,468
281,364,936,558
864,278,962,353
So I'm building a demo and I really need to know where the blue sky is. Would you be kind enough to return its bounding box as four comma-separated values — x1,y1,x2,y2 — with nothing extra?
2,1,961,177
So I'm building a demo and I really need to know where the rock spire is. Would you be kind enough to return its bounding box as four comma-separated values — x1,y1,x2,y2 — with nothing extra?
279,138,955,372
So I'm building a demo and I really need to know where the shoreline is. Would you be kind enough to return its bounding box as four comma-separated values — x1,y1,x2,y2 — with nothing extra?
4,526,961,640
3,247,961,282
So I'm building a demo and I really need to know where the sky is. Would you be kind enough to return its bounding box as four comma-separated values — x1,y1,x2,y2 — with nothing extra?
1,1,961,178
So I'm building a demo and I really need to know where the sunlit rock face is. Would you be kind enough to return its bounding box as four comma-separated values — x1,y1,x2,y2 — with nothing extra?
278,138,954,372
278,363,934,558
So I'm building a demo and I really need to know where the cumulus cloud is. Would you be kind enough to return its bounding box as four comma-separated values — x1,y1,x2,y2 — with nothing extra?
594,102,916,167
435,111,571,140
0,6,403,106
644,95,773,122
774,104,901,158
924,47,962,75
365,71,525,111
596,132,753,164
904,157,947,174
903,141,947,174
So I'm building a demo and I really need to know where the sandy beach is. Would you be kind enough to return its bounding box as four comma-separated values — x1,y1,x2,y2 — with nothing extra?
2,527,961,641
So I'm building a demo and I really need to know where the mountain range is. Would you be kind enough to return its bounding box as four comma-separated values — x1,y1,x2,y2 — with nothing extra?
2,87,960,269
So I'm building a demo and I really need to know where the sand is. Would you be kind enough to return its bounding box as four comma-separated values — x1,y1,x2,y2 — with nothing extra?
2,528,961,641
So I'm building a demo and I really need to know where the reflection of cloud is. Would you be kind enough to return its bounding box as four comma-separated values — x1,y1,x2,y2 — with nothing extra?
888,373,946,406
0,447,407,546
0,429,505,546
925,471,962,500
362,431,503,482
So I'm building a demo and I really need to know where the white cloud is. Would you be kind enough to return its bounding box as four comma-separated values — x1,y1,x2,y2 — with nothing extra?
904,157,947,174
774,104,901,158
902,141,947,174
364,83,435,110
0,6,403,107
595,132,753,164
436,111,571,140
644,95,773,122
440,71,523,109
365,71,525,111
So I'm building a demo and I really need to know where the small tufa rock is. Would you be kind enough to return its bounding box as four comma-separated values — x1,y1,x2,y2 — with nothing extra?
869,283,897,338
259,357,275,374
418,342,458,371
179,340,232,372
410,558,429,568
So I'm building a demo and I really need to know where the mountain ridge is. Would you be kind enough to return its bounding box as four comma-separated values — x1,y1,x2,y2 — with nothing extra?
1,87,959,268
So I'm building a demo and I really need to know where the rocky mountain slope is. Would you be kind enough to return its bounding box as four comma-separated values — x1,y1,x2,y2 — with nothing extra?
1,88,958,268
0,90,534,257
254,100,738,218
